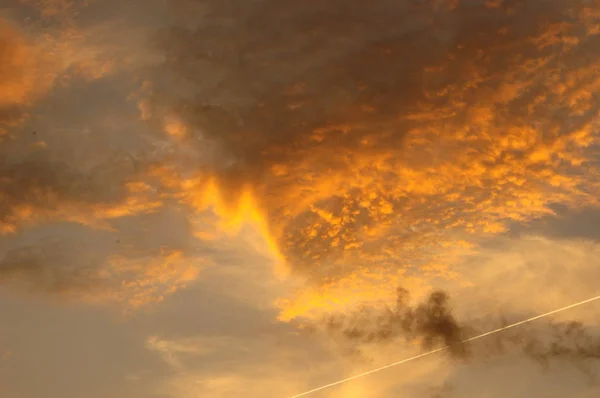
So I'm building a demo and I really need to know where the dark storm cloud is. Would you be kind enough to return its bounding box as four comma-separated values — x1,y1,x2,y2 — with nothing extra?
151,0,448,178
316,287,469,358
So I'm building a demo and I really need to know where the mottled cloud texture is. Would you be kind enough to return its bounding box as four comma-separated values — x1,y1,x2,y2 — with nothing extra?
1,0,600,397
144,0,600,309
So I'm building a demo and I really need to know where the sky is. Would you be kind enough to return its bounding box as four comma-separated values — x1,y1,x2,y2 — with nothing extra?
1,0,600,397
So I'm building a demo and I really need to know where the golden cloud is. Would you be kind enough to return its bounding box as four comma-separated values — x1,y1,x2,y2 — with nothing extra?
2,0,600,320
0,19,57,134
140,0,600,320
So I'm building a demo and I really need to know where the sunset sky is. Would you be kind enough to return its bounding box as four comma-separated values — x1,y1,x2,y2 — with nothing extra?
2,0,600,397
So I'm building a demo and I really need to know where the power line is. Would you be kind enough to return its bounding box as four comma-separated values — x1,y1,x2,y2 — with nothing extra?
289,293,600,398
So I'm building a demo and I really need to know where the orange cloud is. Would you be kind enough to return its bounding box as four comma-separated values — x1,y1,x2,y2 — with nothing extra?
2,0,599,319
1,0,152,136
105,249,200,311
148,166,286,272
0,19,57,134
0,21,47,107
0,16,125,138
141,0,600,321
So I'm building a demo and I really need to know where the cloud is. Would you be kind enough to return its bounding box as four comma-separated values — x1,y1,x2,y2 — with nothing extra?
3,2,593,396
313,287,468,359
0,3,167,232
142,0,600,306
0,1,224,309
144,334,313,398
0,18,56,134
17,0,79,20
480,320,600,377
419,320,600,398
412,236,600,395
450,235,600,321
279,235,600,397
0,229,200,309
303,284,600,370
1,0,598,318
145,335,208,369
124,234,600,398
1,0,599,340
0,237,108,295
0,6,202,309
1,0,160,136
0,149,164,234
428,382,455,398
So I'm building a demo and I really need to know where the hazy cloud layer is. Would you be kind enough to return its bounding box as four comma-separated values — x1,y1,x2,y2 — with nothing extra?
314,290,600,373
2,0,599,313
1,1,600,397
0,3,199,309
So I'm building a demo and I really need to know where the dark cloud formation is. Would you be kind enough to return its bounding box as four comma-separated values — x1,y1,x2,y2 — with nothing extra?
148,0,600,280
309,285,600,380
481,319,600,379
151,0,598,175
149,0,456,192
1,0,599,318
509,206,600,242
316,287,469,358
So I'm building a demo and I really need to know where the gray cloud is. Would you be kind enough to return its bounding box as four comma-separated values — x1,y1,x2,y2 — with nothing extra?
0,147,145,233
0,203,201,305
428,382,455,398
308,283,600,380
0,233,110,296
314,287,469,359
151,0,596,175
476,319,600,380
